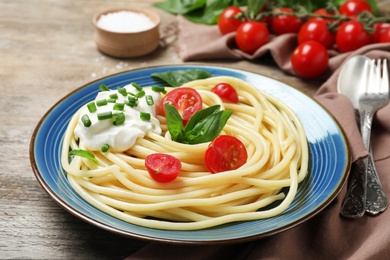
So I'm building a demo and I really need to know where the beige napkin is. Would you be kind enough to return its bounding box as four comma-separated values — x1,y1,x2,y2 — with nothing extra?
126,17,390,260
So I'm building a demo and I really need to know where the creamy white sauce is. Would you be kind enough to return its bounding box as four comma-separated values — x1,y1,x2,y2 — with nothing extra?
74,83,161,152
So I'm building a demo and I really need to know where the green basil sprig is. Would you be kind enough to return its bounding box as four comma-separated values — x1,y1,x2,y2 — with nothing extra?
165,104,232,144
69,149,98,164
151,69,213,87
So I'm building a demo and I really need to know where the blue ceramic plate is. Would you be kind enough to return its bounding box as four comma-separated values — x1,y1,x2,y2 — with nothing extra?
30,65,350,244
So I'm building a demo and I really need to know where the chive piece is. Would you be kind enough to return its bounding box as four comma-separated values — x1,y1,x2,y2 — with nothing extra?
117,87,127,96
99,84,110,91
113,103,124,111
131,82,143,91
151,85,167,94
101,144,109,152
97,111,112,120
140,112,151,121
113,112,125,126
135,90,145,99
145,95,154,106
109,93,118,99
96,99,108,106
127,96,138,107
87,102,97,113
107,98,116,103
81,114,92,127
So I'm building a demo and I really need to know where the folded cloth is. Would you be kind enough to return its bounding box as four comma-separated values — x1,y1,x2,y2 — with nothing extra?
126,17,390,260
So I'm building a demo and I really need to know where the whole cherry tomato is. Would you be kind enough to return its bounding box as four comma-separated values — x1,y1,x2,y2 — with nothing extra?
211,83,239,103
291,40,329,78
218,6,243,35
235,21,269,54
204,135,248,174
309,8,336,24
145,153,181,183
372,23,390,43
336,20,371,53
298,20,335,49
339,0,372,17
161,87,203,125
272,7,303,35
380,28,390,43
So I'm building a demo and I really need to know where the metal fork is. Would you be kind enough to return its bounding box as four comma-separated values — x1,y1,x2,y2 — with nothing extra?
362,59,389,215
341,59,389,218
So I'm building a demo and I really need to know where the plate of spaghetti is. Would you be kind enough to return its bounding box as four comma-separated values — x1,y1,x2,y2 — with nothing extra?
30,65,350,244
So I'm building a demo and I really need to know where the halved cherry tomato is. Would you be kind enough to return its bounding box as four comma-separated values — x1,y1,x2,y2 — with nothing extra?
339,0,372,17
272,7,303,35
211,83,239,103
205,135,248,174
161,87,202,125
218,6,243,35
145,153,181,183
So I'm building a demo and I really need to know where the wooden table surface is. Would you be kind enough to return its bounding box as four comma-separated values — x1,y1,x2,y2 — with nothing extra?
1,0,390,259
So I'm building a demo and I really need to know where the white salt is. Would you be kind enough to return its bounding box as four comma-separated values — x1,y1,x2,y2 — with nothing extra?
97,11,155,33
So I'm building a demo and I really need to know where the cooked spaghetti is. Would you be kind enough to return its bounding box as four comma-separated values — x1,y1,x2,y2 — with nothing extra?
61,76,309,230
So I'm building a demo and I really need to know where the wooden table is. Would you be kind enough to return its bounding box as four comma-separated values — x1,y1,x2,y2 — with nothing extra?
1,0,389,259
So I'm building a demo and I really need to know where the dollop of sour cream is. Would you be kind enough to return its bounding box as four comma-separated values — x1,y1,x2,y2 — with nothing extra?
74,83,162,152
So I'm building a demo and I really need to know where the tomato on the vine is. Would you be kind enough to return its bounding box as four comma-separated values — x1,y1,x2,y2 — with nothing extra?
291,40,329,78
309,8,336,24
380,28,390,43
336,20,371,53
372,23,390,43
339,0,372,17
211,83,239,103
204,135,248,174
235,21,269,54
298,20,335,49
272,7,303,35
218,6,243,35
145,153,181,183
161,87,203,125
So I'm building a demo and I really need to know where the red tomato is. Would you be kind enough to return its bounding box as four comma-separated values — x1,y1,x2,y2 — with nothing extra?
235,21,269,54
339,0,372,17
298,20,335,49
272,7,303,35
145,153,181,183
372,23,390,43
161,87,202,125
218,6,243,35
205,135,248,174
380,28,390,43
309,8,336,24
211,83,239,103
336,20,371,53
291,41,329,78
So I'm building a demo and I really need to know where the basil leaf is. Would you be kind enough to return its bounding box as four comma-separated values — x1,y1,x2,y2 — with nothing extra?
164,104,184,141
151,69,213,87
154,0,207,15
184,110,232,144
184,105,221,132
69,149,98,164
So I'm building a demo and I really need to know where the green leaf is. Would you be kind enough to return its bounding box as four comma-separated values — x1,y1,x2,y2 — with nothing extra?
247,0,267,20
153,0,207,15
165,104,184,141
185,110,232,144
69,149,98,164
184,105,221,132
151,69,213,87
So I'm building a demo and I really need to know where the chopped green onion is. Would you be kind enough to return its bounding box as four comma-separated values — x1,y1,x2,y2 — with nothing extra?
117,87,127,96
107,98,116,103
97,111,112,120
145,95,154,106
113,112,125,126
131,82,143,91
87,102,97,113
151,85,167,94
101,144,110,152
96,99,108,106
99,84,110,91
113,103,124,111
127,96,138,107
109,93,118,99
135,90,145,99
81,114,92,127
140,112,151,121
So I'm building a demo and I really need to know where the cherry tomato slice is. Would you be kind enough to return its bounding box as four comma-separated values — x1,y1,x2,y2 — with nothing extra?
205,135,248,174
145,153,181,183
211,83,239,103
161,87,202,125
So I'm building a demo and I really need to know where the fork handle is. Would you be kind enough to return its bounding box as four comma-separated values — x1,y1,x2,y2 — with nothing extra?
366,152,388,214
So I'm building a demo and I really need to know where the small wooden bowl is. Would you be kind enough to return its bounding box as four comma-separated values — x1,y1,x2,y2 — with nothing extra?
93,8,160,58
